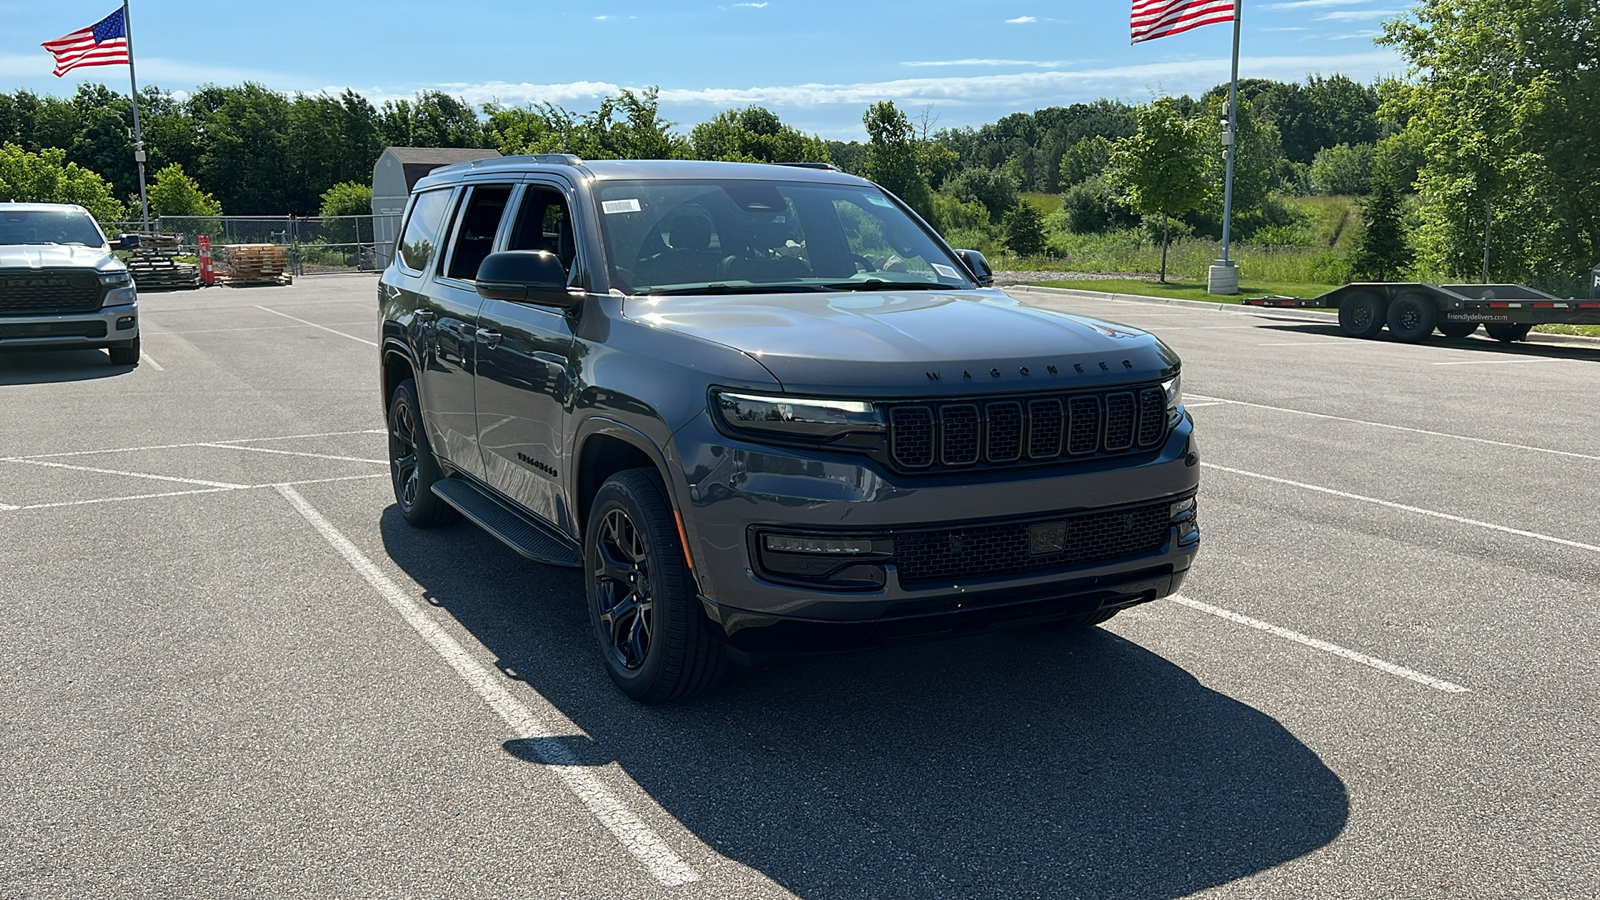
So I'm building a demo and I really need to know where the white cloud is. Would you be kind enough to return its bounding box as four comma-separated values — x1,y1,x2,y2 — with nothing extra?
592,14,637,21
1006,16,1037,24
730,2,770,6
1262,0,1371,9
1260,26,1310,32
1315,8,1404,20
1329,30,1384,40
0,52,300,88
902,58,1072,69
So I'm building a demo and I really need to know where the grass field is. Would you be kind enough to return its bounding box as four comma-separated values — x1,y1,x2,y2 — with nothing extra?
1031,278,1338,304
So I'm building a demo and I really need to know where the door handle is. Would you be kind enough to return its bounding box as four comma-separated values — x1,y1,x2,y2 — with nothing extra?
413,308,436,322
476,328,504,349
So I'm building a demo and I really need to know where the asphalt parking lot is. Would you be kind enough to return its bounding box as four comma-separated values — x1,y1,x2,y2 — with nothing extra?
2,276,1597,899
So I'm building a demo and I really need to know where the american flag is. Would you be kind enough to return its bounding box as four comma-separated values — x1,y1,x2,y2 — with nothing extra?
42,8,131,77
1131,0,1237,43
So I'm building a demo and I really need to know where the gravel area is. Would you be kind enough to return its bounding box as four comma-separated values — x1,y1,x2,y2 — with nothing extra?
989,269,1153,287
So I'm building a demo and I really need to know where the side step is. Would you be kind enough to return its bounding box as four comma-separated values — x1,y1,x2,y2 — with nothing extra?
432,477,582,568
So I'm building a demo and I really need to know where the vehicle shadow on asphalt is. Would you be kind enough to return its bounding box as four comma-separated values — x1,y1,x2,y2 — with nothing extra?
381,508,1349,900
1254,321,1600,360
0,349,130,384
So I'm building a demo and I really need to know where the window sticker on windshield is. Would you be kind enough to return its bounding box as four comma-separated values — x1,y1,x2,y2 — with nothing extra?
867,196,894,208
603,198,642,214
932,263,960,280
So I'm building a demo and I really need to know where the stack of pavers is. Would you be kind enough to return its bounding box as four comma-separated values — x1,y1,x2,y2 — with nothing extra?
124,232,202,291
221,244,292,286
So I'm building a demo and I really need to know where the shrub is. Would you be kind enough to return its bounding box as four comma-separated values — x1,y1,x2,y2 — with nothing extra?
1003,200,1048,257
1060,176,1135,234
945,167,1019,223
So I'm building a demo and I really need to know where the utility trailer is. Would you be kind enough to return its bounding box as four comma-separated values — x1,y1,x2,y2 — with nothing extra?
1242,282,1600,344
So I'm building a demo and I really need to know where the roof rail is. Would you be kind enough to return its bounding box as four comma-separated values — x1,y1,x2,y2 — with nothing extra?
775,162,840,171
466,153,583,169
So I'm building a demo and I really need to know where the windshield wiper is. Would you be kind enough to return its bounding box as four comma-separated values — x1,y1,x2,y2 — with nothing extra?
647,283,830,297
820,278,946,292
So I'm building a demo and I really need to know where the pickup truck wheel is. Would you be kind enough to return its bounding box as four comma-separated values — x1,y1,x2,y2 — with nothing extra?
1337,290,1386,339
1437,321,1479,339
1038,607,1120,631
586,470,725,703
1386,292,1437,343
108,336,140,366
387,379,459,527
1485,323,1533,343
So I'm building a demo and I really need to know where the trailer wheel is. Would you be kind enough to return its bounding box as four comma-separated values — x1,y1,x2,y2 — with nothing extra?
1337,290,1386,339
1386,292,1437,343
1485,323,1533,343
1437,321,1479,339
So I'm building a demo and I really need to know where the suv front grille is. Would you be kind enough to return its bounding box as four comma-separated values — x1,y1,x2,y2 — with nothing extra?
895,499,1173,586
886,385,1169,471
0,272,103,315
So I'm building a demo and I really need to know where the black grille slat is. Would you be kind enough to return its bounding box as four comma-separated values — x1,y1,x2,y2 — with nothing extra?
1137,387,1166,447
985,401,1023,462
890,406,934,468
1104,392,1136,451
895,500,1172,585
0,273,102,315
1067,395,1100,455
1028,399,1063,459
940,404,980,466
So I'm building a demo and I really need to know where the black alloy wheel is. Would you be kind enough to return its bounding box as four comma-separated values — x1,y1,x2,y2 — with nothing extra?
1386,291,1437,343
387,378,458,527
1337,290,1387,339
1485,322,1533,343
1437,321,1479,339
585,469,725,702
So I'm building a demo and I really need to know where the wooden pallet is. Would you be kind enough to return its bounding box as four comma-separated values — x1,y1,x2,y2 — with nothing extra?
126,236,202,290
220,244,292,287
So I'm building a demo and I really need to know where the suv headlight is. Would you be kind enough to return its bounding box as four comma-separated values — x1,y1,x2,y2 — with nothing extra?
1162,374,1182,422
712,390,885,442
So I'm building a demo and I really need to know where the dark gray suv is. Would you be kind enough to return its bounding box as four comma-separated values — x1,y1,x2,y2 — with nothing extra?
379,156,1199,702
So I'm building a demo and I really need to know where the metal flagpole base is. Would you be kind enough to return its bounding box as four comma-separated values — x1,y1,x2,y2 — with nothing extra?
1207,260,1239,295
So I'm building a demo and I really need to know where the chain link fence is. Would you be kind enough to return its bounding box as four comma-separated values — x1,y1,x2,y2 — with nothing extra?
104,215,400,276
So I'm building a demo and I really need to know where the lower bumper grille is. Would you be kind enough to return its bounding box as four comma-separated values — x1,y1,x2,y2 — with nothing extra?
0,320,107,339
895,499,1173,586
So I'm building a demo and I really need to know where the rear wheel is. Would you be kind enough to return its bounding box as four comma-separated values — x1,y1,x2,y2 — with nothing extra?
1386,292,1437,343
1337,290,1387,338
387,378,459,527
1485,323,1533,343
108,336,140,366
586,469,724,703
1437,321,1479,339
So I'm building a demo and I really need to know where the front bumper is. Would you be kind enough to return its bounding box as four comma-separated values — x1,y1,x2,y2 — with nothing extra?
671,408,1201,651
0,301,139,351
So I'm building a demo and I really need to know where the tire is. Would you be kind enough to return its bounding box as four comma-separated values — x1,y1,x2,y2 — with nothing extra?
586,469,725,703
108,336,140,366
1386,291,1437,343
1037,606,1121,632
1437,321,1479,339
1337,290,1386,339
1485,323,1533,343
387,378,460,527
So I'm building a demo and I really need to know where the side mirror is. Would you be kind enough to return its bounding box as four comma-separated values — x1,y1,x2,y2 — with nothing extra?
954,249,994,287
475,250,580,309
109,233,140,252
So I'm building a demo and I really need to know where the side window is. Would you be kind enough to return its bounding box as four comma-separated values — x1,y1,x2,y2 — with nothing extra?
507,186,576,276
831,199,936,279
397,188,453,272
443,184,514,281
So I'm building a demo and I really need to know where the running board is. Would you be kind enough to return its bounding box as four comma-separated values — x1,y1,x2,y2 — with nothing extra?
432,477,582,568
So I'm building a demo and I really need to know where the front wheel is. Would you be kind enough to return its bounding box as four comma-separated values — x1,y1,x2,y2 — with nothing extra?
1337,290,1387,339
387,378,459,527
108,336,140,366
586,469,725,703
1485,323,1533,343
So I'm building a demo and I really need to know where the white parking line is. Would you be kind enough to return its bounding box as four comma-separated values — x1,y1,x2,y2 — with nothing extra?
1432,358,1560,367
139,350,165,371
1172,596,1470,693
255,306,378,347
12,430,385,461
0,474,385,512
1184,395,1600,462
0,457,248,489
1202,462,1600,555
200,443,387,465
276,486,702,887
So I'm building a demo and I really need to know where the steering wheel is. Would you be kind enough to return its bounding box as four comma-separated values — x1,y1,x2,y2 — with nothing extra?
848,253,876,273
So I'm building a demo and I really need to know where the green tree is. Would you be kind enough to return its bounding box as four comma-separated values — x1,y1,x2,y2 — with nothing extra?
944,167,1018,224
319,181,372,243
1382,0,1600,285
1059,135,1112,187
147,163,221,216
1201,96,1284,222
1350,157,1413,280
0,143,125,221
1107,99,1209,282
1309,142,1376,195
689,106,828,163
381,90,482,148
1003,199,1047,257
862,101,933,220
192,83,292,214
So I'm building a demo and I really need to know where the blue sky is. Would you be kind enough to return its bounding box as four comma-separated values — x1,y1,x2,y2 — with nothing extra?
1,0,1411,139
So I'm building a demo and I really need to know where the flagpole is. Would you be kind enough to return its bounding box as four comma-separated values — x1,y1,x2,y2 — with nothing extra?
1219,0,1240,265
121,0,150,231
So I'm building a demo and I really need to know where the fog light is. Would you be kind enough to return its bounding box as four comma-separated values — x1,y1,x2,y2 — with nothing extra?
115,316,136,330
1170,496,1196,519
764,534,874,555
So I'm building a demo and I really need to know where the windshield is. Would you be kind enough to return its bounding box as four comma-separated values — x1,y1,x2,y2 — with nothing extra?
0,209,108,247
593,179,974,295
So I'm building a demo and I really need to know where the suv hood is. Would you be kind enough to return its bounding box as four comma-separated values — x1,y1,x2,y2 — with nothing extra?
627,289,1180,397
0,244,117,271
